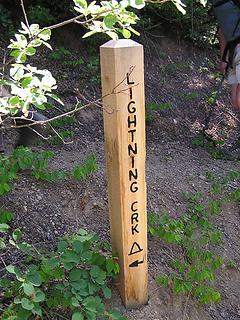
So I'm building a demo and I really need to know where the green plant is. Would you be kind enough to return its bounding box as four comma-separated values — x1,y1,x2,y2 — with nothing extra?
0,224,126,320
0,4,14,35
28,5,56,26
141,0,215,47
49,46,72,61
177,91,199,100
227,259,237,269
64,58,85,67
0,147,98,194
0,0,148,120
83,56,101,85
192,133,226,160
148,170,240,304
145,101,173,124
43,116,77,145
0,147,127,319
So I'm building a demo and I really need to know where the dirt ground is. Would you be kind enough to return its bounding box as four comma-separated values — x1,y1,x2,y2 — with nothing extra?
1,25,240,320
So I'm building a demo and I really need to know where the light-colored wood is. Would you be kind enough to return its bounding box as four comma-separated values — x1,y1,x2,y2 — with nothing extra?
100,39,148,308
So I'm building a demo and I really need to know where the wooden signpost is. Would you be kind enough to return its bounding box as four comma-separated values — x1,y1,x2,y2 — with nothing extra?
100,39,148,308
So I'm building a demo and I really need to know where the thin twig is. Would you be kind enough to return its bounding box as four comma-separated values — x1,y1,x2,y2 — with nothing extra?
111,65,136,94
0,256,6,268
2,67,139,129
29,126,51,141
43,9,111,31
49,125,73,145
20,0,30,31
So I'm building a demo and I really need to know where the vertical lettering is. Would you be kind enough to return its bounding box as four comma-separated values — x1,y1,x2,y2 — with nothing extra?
129,169,138,181
131,224,139,235
130,182,138,193
131,156,135,169
128,143,137,156
131,201,138,211
131,212,139,223
127,73,135,85
128,115,137,128
127,101,136,113
128,129,136,142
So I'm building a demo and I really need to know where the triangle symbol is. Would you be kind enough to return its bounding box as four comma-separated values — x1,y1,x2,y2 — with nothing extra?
128,242,143,256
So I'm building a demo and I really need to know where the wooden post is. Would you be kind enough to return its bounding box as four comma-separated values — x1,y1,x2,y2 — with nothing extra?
100,39,148,308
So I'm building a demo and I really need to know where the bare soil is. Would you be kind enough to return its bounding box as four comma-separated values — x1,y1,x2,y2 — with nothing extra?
1,26,240,320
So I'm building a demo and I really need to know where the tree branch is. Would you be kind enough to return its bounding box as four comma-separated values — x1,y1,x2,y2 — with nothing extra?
20,0,30,31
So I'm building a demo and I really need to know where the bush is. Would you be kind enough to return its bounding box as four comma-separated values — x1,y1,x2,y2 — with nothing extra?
141,1,217,47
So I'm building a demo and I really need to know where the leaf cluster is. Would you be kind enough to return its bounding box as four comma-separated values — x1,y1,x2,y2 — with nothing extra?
148,170,240,304
0,147,98,195
0,224,125,320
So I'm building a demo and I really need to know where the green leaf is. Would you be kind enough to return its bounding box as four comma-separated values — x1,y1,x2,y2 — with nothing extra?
33,289,45,302
71,297,80,307
0,223,9,233
19,53,27,63
72,312,84,320
9,96,19,106
70,268,82,281
129,0,145,9
6,264,16,274
26,266,42,286
82,31,97,38
38,29,51,41
128,26,140,36
63,250,80,263
46,93,64,105
26,47,36,56
0,210,14,223
103,14,117,29
122,29,131,39
156,275,169,287
71,279,88,290
32,304,42,317
106,31,118,40
90,266,106,285
18,242,32,254
12,228,23,241
106,259,115,273
21,297,34,310
74,0,87,8
57,240,68,252
82,296,104,313
0,278,11,288
0,238,6,249
17,307,31,320
102,285,112,299
23,283,35,296
107,310,127,320
73,240,83,254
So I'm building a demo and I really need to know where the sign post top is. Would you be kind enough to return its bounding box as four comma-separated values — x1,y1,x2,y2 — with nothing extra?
100,39,142,49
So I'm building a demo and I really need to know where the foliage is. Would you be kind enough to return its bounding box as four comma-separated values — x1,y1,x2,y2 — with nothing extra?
49,46,72,61
146,101,173,124
192,133,226,160
0,4,14,35
0,146,126,319
28,5,56,26
0,146,98,195
0,0,145,121
148,170,240,304
0,221,125,320
142,0,215,46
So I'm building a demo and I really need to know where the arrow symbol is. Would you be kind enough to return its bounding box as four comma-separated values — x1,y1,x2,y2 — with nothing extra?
129,259,144,268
